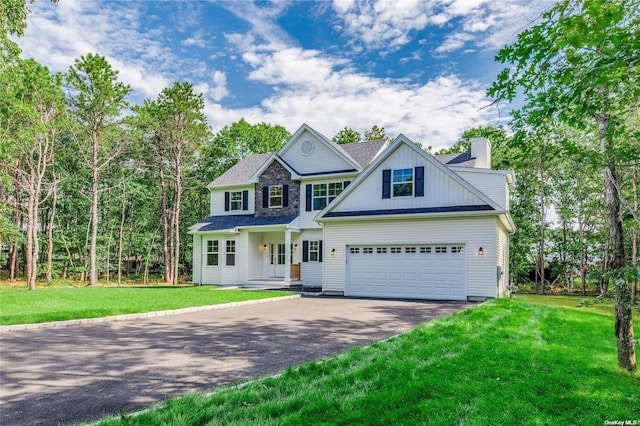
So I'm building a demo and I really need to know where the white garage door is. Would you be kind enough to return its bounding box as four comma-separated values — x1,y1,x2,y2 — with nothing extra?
345,244,467,300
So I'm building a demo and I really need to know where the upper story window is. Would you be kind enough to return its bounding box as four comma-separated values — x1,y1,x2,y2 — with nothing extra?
382,167,424,199
392,168,413,197
225,190,248,212
230,191,243,210
311,182,344,210
269,185,283,208
261,185,288,209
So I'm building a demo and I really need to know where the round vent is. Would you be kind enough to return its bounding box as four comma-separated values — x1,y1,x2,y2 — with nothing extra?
300,139,315,156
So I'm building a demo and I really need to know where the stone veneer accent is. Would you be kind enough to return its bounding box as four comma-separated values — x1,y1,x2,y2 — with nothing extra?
255,160,300,217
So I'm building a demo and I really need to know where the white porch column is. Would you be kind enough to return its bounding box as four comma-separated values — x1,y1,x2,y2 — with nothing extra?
284,229,292,282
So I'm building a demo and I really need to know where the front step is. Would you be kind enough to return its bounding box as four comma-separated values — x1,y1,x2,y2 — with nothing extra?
244,279,304,289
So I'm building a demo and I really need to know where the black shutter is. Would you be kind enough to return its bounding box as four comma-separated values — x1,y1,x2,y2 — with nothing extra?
305,184,312,211
242,190,249,210
382,169,391,199
319,240,323,262
343,180,351,188
262,186,269,208
303,240,309,262
224,191,230,211
283,185,289,207
415,166,424,197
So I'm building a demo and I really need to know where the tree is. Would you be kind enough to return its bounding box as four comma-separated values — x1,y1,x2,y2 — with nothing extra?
0,59,65,290
136,82,209,285
1,0,58,66
66,53,131,287
364,125,387,141
488,0,638,372
332,127,361,144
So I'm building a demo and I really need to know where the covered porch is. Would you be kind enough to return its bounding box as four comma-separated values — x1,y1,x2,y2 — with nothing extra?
242,221,304,286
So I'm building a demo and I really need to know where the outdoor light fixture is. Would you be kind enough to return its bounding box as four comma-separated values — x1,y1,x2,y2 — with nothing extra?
331,248,337,256
478,247,484,256
260,244,268,251
294,244,299,250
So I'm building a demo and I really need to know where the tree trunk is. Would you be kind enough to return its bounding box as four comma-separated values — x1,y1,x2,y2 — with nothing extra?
632,163,638,298
159,159,171,283
88,132,99,287
46,170,57,281
172,160,182,285
598,112,635,372
117,195,126,285
538,151,546,294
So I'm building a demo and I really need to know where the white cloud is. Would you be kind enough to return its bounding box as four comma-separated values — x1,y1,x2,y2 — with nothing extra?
210,37,494,148
182,37,207,48
330,0,555,55
17,0,506,149
19,1,181,98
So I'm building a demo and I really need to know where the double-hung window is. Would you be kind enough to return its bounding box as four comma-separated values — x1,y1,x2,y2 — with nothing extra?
312,184,328,210
392,168,413,197
302,240,322,262
226,240,236,266
312,182,344,210
308,241,319,261
269,185,283,208
229,191,243,210
206,240,219,266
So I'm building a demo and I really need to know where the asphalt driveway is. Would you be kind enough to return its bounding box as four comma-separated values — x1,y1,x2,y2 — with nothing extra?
0,296,475,426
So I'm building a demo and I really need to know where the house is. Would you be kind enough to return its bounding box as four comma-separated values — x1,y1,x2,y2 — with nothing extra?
190,124,515,301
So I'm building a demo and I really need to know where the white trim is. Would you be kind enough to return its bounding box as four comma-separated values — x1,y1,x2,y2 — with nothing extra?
277,124,362,171
315,134,506,221
247,154,301,183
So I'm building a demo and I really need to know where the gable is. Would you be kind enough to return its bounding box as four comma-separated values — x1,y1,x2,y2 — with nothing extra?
279,126,358,175
322,139,498,217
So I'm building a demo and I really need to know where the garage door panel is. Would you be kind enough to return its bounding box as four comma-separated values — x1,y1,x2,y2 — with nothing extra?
346,244,466,301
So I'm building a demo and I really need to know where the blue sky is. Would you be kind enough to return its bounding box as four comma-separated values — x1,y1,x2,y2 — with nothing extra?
18,0,554,150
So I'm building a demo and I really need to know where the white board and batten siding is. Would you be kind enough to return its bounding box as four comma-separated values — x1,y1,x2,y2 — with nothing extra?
333,144,486,213
454,169,510,211
280,130,355,175
322,217,499,300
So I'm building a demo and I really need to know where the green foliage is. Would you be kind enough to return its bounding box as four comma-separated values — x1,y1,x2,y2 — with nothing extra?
332,126,361,144
0,287,290,325
199,118,290,182
66,53,131,128
92,300,639,425
364,124,387,141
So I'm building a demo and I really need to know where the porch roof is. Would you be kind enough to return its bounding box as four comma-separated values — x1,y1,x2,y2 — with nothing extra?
191,214,298,233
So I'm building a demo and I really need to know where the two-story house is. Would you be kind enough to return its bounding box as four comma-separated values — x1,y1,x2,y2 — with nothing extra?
190,124,515,301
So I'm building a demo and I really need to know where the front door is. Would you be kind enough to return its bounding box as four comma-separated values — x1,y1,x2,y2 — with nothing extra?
270,242,286,277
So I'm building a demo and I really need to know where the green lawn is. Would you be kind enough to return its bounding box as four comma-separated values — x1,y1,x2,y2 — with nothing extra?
90,298,638,426
514,293,639,319
0,287,290,325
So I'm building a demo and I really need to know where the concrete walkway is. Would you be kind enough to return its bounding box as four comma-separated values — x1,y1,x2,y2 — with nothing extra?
0,297,475,426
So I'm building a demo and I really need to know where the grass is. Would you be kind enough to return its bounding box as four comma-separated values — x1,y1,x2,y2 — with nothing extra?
90,298,639,426
0,286,290,325
515,293,640,319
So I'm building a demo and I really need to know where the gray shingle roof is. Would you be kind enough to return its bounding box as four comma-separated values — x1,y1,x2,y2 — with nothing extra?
339,139,387,168
435,152,476,167
210,153,272,187
191,214,298,232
